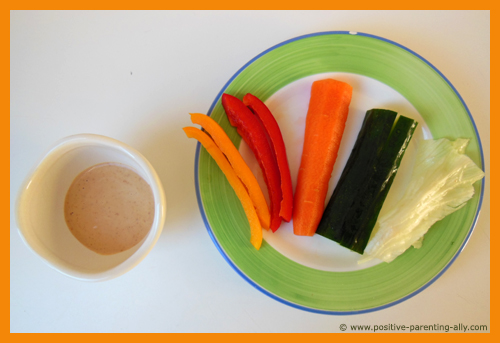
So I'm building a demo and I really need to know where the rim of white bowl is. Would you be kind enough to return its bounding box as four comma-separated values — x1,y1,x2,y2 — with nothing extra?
15,133,167,282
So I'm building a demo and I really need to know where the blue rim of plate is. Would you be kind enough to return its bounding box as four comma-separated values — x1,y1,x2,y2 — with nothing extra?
193,31,485,315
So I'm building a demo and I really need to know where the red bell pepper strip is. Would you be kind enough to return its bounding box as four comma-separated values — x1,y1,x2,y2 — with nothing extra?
222,93,282,231
243,93,293,222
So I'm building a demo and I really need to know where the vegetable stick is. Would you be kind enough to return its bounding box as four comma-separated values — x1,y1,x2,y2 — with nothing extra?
316,111,417,254
189,113,271,229
243,93,294,222
183,126,262,250
293,79,353,236
222,93,282,232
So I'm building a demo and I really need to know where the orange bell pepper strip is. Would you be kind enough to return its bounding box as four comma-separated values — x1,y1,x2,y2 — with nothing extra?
189,113,270,230
183,126,262,250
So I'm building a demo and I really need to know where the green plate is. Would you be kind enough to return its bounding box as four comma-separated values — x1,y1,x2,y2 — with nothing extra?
194,31,484,314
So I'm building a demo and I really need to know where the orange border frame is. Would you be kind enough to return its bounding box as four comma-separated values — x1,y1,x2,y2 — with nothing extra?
7,7,493,337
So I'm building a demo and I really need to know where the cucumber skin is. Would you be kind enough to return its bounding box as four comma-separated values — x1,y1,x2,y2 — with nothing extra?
316,110,417,255
347,116,417,253
316,109,397,242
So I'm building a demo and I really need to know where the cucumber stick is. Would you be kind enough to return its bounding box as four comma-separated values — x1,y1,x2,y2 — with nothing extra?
316,109,396,242
316,109,417,254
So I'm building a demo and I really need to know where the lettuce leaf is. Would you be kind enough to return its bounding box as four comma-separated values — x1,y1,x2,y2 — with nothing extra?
360,138,484,263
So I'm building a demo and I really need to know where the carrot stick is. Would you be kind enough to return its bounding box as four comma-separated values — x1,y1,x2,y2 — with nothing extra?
189,113,271,230
293,79,353,236
183,126,262,249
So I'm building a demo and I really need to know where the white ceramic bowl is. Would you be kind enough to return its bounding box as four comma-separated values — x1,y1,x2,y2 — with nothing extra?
15,134,166,281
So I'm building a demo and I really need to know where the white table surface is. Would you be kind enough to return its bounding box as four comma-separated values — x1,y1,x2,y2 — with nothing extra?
10,10,490,333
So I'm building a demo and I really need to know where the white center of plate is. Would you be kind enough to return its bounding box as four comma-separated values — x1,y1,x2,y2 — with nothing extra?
239,72,432,272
